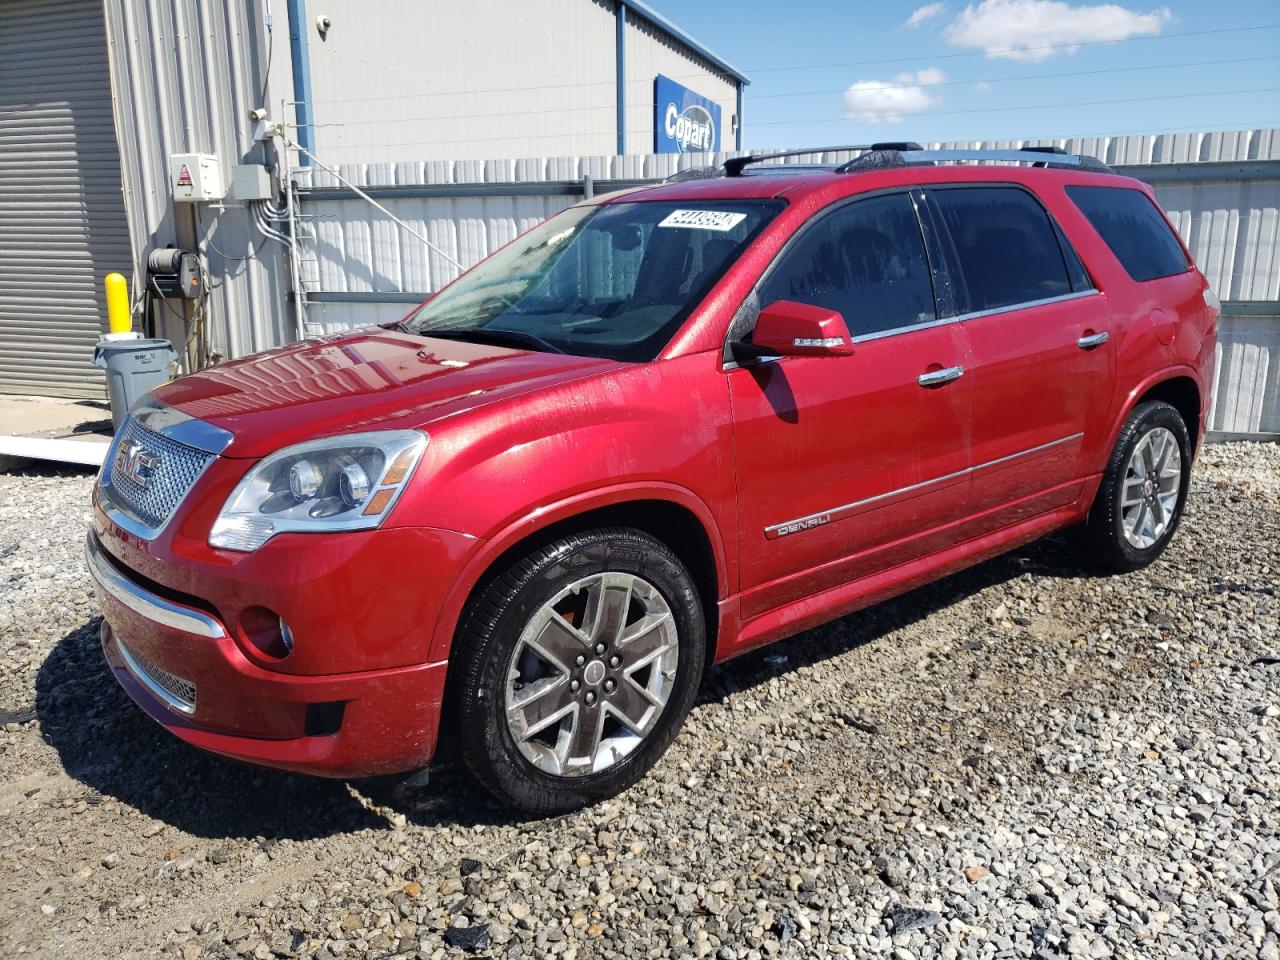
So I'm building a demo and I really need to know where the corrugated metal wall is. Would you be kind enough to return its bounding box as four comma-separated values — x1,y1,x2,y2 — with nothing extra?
103,0,294,364
0,0,131,398
623,14,738,155
306,0,620,163
294,129,1280,435
1212,309,1280,435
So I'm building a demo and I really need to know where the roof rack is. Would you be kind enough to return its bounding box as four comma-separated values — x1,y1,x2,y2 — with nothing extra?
723,143,1114,178
836,145,1113,173
723,143,922,177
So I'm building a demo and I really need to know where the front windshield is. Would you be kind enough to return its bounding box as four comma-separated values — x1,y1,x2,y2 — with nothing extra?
401,199,782,362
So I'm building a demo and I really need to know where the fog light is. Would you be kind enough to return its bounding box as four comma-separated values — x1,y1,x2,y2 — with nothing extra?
240,606,294,660
278,617,295,653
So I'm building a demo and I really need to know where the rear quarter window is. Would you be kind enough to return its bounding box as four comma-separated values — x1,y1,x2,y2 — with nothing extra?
929,186,1076,315
1065,185,1190,282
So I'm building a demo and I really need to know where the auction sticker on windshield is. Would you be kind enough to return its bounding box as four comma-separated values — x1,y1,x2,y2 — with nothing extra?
658,209,748,231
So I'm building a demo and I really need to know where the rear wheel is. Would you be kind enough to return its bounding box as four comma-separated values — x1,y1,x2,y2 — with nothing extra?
1081,400,1191,571
448,528,705,814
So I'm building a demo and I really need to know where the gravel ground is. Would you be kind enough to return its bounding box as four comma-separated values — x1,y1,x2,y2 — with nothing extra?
0,445,1276,960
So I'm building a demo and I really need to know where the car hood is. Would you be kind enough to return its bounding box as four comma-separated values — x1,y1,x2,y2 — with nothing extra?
152,328,621,458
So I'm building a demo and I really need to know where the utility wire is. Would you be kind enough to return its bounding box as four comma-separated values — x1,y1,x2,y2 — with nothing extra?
303,56,1280,129
301,87,1280,151
749,22,1280,73
761,86,1280,127
749,55,1280,101
313,22,1280,106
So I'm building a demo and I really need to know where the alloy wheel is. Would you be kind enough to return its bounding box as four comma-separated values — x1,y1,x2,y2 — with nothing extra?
503,572,679,777
1121,426,1182,549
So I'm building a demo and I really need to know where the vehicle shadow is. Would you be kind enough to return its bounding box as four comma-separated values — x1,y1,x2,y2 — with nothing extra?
37,534,1096,837
369,531,1100,828
698,531,1096,707
35,619,387,840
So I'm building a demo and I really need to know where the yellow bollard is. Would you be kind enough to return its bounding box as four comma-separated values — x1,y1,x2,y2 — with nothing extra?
104,272,131,335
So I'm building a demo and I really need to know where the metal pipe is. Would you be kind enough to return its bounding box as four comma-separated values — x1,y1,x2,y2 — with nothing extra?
285,0,315,165
277,138,309,341
288,138,465,271
735,85,743,151
615,2,626,156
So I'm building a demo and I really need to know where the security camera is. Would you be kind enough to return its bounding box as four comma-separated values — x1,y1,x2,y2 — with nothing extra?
316,14,331,36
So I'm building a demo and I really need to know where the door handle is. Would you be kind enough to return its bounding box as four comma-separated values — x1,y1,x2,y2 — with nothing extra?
917,365,964,388
1077,331,1110,349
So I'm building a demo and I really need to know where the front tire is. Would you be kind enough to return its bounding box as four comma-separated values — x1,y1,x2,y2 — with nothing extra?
1081,400,1191,572
448,528,705,814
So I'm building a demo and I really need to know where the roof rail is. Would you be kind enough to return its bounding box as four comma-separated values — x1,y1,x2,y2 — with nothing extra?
724,142,925,177
836,147,1114,174
724,146,870,177
724,144,1114,177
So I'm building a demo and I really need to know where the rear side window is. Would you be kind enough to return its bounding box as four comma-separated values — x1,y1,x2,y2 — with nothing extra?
1066,185,1189,282
930,187,1074,314
758,193,936,338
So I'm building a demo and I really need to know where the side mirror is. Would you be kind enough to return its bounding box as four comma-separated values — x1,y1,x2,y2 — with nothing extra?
733,300,854,364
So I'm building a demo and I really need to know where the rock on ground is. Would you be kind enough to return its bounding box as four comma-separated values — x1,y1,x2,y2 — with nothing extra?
0,444,1276,959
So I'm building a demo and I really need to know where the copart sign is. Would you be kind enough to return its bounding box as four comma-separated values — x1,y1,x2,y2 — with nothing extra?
654,75,722,154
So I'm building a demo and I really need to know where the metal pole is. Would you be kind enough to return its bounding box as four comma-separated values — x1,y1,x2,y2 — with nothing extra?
278,128,308,341
285,0,315,165
615,2,626,155
288,139,465,271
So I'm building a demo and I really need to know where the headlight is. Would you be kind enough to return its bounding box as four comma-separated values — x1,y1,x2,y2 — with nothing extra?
209,431,427,552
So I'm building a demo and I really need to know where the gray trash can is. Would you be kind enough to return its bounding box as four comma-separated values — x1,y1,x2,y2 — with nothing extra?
93,337,178,429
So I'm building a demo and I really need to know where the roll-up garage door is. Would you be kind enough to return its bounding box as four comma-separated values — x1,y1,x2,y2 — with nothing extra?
0,0,130,398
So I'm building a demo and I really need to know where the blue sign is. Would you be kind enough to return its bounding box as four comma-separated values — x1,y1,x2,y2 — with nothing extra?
654,75,721,154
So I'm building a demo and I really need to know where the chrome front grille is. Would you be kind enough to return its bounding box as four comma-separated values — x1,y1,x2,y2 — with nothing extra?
117,640,197,713
102,417,215,532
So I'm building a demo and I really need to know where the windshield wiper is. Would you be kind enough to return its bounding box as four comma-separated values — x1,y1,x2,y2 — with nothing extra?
417,327,565,354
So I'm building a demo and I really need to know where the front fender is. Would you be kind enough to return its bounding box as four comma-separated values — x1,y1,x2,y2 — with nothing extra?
381,353,736,661
424,480,729,661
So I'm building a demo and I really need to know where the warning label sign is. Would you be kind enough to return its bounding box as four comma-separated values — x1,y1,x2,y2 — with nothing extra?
176,164,192,187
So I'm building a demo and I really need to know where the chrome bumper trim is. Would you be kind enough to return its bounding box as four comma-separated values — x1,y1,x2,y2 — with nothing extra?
115,637,197,715
85,533,227,639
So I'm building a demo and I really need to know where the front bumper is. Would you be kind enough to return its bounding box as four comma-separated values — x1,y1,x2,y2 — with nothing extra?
87,532,448,778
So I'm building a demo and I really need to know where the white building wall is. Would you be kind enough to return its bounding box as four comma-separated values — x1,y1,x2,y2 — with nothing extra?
305,0,620,163
623,14,738,155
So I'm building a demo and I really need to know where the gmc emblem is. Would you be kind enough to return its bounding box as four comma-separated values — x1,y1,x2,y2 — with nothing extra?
117,441,161,488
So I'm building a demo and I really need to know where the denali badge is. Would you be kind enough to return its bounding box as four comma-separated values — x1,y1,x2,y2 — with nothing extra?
117,441,161,488
769,513,832,539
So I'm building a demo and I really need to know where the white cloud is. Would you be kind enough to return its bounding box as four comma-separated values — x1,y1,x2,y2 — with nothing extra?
906,3,947,28
843,68,945,124
944,0,1171,61
974,80,993,92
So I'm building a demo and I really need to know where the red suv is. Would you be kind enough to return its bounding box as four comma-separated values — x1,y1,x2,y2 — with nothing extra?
88,145,1217,812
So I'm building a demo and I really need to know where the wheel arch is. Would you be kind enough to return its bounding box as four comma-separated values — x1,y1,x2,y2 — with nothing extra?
428,484,728,668
1101,366,1204,470
1134,374,1203,455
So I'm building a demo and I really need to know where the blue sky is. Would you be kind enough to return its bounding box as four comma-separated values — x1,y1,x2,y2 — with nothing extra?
650,0,1280,148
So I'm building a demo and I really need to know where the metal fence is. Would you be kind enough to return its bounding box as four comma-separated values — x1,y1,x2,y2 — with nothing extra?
295,130,1280,437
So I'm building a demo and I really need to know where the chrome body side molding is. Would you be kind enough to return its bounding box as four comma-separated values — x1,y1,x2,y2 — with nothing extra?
764,433,1085,540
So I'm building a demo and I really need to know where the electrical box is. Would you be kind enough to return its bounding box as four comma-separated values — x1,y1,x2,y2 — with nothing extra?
230,164,273,201
169,153,223,202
